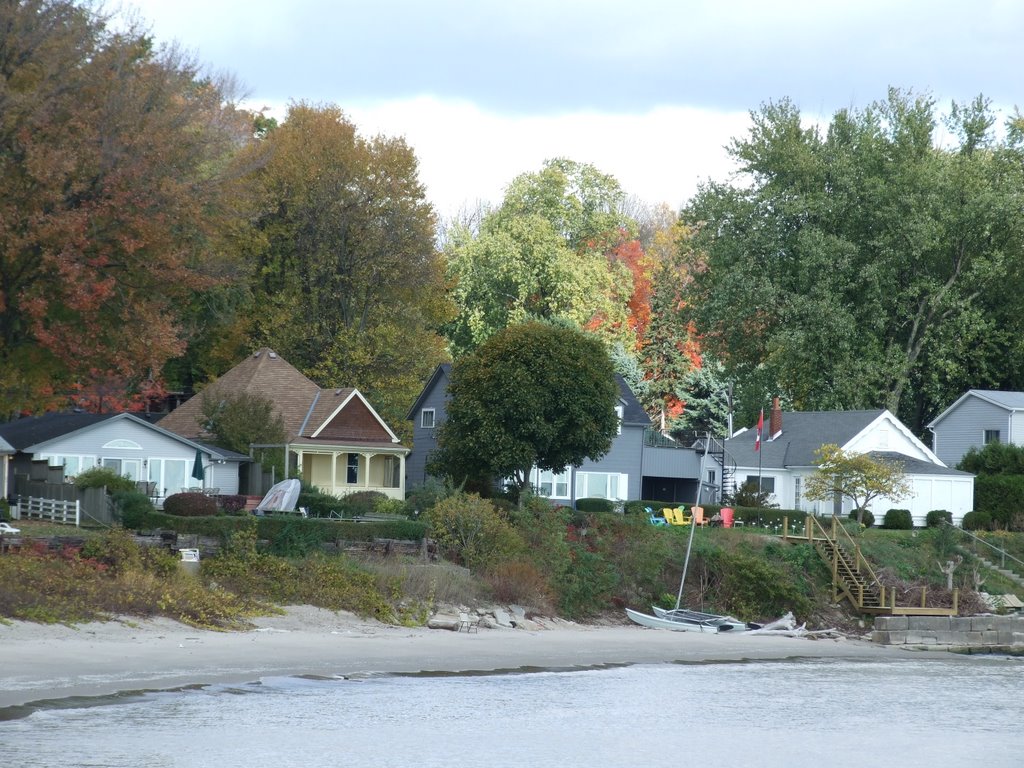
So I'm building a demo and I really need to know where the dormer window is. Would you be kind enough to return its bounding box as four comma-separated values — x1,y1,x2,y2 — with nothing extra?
421,408,435,429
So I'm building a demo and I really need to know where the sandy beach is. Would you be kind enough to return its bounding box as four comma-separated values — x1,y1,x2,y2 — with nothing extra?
0,606,944,711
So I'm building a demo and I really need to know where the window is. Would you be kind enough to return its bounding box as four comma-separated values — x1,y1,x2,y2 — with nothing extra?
794,476,803,511
745,475,775,493
347,453,359,484
575,472,626,501
102,439,142,450
421,409,435,429
43,455,96,478
984,429,1001,445
615,405,624,435
533,468,570,498
149,458,188,497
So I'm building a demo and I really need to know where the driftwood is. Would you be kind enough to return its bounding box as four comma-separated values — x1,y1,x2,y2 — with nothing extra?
748,611,840,638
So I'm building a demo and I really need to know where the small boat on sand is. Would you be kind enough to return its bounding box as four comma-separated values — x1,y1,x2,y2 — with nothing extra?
625,607,720,632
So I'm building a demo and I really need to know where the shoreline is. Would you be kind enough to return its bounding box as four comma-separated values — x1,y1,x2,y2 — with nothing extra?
0,606,949,712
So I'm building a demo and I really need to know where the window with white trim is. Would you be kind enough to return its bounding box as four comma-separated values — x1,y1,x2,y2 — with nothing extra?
984,429,1001,445
615,405,624,435
42,454,96,479
149,458,189,498
421,408,435,429
347,453,359,484
532,468,570,498
745,475,775,493
575,472,627,501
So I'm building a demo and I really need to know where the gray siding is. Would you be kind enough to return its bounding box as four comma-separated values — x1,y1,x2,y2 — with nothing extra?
932,396,1012,467
641,444,703,479
574,424,645,500
406,370,450,491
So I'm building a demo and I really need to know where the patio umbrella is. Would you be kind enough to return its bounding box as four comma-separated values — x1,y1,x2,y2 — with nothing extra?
191,449,205,483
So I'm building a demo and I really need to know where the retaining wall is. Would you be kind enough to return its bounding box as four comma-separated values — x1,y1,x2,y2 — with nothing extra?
873,615,1024,649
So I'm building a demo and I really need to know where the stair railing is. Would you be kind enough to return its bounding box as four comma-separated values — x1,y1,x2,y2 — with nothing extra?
950,522,1024,574
799,515,885,609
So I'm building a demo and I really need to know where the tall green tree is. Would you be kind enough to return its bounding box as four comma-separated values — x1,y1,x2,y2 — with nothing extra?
0,0,251,416
431,322,620,498
238,103,452,429
682,90,1024,432
443,159,635,357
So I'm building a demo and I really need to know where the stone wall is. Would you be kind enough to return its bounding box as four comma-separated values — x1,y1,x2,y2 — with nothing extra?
873,615,1024,649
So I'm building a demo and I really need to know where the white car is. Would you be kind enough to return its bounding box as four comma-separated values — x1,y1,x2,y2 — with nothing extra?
0,521,20,535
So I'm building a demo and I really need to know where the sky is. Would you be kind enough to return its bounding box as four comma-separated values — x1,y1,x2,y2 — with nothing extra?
121,0,1022,220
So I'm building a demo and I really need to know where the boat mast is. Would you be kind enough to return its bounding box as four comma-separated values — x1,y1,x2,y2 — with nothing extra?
675,434,711,611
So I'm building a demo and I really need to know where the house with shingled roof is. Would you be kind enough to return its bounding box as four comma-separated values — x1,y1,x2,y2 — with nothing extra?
724,399,974,526
927,389,1024,469
159,349,409,500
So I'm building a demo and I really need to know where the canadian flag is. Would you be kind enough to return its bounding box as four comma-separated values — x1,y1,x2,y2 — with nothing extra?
754,409,764,452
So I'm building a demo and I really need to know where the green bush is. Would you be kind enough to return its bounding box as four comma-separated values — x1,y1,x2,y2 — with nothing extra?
339,490,388,517
925,510,952,528
883,508,914,530
576,497,615,514
973,475,1024,528
962,510,991,531
111,489,155,524
297,485,342,518
163,492,217,517
848,508,874,528
73,466,136,493
425,492,524,570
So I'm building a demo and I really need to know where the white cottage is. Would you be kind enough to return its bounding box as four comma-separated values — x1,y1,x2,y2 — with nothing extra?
0,412,249,503
724,399,974,526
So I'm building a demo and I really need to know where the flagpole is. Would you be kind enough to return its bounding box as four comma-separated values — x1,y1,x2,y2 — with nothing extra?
755,408,764,493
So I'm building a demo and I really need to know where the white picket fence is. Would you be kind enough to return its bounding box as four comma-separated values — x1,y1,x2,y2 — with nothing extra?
20,496,80,526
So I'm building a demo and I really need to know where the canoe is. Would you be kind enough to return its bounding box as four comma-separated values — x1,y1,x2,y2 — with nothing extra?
625,607,719,632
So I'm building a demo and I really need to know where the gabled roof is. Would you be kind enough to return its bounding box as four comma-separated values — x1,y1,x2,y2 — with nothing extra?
0,412,248,461
928,389,1024,429
616,374,651,427
159,348,404,448
869,451,972,477
159,348,319,440
0,435,14,454
725,409,889,469
406,363,452,419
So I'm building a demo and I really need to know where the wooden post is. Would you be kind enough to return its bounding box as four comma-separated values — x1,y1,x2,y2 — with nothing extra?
921,586,927,608
880,585,885,607
783,516,788,540
953,588,959,614
891,588,896,611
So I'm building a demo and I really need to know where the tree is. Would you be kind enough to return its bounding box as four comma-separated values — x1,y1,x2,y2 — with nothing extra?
442,159,635,357
431,322,620,498
236,103,452,430
803,444,911,524
0,1,253,415
200,391,286,456
682,90,1024,433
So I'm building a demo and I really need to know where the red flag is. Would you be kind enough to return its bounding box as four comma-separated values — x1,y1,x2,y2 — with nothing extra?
754,409,764,451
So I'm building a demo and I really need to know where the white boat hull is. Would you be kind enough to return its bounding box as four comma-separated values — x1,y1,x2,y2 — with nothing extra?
651,606,750,632
625,607,718,632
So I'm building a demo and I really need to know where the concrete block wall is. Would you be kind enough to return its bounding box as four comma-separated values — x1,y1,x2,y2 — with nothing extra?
873,615,1024,648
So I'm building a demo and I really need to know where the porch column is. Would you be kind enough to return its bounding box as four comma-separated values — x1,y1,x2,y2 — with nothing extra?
398,452,406,494
362,452,374,489
331,450,338,496
295,449,304,478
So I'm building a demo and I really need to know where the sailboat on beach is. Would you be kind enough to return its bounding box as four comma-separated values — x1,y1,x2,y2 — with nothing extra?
625,436,755,633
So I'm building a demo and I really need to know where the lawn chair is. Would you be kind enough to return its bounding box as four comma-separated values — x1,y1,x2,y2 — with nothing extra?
646,507,668,526
458,612,480,632
692,506,707,526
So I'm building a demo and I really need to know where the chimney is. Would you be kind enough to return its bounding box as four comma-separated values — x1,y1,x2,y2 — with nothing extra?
769,396,782,439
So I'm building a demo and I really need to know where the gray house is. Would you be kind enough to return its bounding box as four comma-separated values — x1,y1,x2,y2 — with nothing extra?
928,390,1024,469
0,412,250,503
406,365,708,506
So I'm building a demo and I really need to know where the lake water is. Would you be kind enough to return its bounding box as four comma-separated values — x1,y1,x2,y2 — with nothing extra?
1,656,1020,767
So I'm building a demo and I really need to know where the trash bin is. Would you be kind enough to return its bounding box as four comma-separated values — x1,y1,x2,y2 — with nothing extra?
179,548,200,575
721,507,735,528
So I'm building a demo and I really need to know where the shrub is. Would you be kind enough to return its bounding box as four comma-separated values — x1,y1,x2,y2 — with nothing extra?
962,510,991,531
163,492,217,517
973,475,1024,528
926,510,952,528
79,526,143,576
339,490,388,518
374,496,411,517
74,466,137,493
298,484,342,518
576,497,615,514
111,489,155,525
218,494,247,514
484,560,555,613
848,508,874,528
425,492,524,570
883,508,914,530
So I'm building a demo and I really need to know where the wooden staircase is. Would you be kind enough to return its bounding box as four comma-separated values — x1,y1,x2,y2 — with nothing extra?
783,516,957,617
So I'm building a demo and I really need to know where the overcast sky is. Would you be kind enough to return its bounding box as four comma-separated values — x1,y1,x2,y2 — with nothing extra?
123,0,1022,219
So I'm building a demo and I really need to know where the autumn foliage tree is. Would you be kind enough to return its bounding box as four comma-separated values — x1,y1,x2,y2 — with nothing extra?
0,1,252,416
803,444,911,525
237,103,452,430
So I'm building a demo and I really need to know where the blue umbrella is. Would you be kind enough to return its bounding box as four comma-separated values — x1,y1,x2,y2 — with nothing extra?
191,449,205,483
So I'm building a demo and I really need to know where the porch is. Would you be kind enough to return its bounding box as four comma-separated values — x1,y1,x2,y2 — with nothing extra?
294,447,405,500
